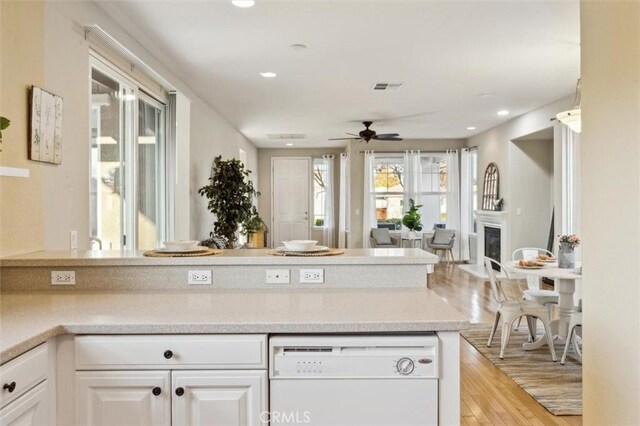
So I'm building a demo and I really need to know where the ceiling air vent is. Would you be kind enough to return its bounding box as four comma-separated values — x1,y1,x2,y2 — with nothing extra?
373,82,404,91
267,134,307,140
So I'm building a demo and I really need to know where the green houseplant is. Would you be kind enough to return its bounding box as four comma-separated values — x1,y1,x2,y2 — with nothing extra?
198,156,259,249
0,117,10,151
241,206,266,247
402,199,423,234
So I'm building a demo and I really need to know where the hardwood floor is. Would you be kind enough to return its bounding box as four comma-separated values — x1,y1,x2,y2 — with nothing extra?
429,263,582,425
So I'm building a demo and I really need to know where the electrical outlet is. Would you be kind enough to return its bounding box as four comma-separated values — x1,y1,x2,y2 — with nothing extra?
70,230,78,250
300,268,324,284
516,208,522,216
266,269,290,284
51,271,75,285
188,270,212,285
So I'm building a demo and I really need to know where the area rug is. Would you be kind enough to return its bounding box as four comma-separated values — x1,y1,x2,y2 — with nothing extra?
461,323,582,416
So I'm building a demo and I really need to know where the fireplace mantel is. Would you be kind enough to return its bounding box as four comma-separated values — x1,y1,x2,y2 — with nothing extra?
476,210,509,266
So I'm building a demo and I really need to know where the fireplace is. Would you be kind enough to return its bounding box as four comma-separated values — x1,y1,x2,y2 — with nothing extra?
484,226,501,271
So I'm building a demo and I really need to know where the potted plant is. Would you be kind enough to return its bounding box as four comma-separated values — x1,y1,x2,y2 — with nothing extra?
0,116,10,151
241,207,266,248
198,156,259,249
402,199,423,237
558,234,580,268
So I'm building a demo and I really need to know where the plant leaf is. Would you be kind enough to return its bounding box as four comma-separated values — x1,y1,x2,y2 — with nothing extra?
0,117,10,131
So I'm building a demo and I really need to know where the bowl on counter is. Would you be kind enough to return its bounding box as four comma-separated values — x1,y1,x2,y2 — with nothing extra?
162,240,200,251
282,240,318,251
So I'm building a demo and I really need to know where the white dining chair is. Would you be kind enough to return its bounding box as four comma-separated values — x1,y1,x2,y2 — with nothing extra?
485,257,557,361
511,247,559,322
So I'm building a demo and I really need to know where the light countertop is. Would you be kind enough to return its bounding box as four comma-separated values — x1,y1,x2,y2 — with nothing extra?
0,287,468,363
0,248,438,267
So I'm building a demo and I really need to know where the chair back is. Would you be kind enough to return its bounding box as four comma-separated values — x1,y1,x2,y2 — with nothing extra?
431,228,456,248
511,247,553,290
484,257,510,304
511,247,553,261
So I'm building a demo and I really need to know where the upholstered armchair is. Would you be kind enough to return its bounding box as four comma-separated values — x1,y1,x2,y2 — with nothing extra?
369,228,401,248
426,228,456,263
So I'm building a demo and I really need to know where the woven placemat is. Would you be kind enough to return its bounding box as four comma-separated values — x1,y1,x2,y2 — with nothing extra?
143,248,223,257
267,248,344,257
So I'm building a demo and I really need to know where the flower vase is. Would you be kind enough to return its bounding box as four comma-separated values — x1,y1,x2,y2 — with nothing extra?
558,243,576,268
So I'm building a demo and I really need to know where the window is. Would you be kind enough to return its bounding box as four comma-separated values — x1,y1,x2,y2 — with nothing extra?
371,154,448,231
90,57,168,250
313,158,328,227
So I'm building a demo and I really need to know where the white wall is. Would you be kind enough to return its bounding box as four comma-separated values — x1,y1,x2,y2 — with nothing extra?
468,97,573,253
509,138,554,250
189,99,258,241
581,1,640,424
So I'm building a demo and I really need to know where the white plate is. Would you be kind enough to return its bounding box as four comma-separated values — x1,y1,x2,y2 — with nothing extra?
155,247,209,254
516,264,545,269
276,245,329,253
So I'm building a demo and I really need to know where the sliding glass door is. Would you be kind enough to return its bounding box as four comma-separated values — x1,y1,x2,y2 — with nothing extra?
90,57,166,250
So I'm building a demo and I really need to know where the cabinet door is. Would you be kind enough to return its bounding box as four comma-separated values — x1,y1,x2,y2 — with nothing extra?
0,381,48,426
76,371,170,426
172,371,267,426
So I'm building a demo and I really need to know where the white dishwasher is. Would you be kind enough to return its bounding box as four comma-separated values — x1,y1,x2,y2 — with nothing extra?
269,334,439,426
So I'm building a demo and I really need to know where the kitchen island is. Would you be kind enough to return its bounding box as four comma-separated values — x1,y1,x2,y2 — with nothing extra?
0,249,466,425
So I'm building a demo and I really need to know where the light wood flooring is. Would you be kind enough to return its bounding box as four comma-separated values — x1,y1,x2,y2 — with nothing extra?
429,263,582,425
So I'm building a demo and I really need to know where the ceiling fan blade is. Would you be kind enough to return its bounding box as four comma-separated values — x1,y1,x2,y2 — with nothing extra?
328,137,360,140
375,133,400,138
374,136,403,141
346,133,360,137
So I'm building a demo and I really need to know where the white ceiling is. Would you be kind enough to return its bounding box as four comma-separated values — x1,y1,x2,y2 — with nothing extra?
97,0,580,149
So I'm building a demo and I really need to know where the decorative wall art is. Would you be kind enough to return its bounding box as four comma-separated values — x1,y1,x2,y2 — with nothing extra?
29,86,63,164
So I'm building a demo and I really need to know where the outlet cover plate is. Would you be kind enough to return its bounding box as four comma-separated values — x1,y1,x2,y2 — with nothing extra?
51,271,76,285
266,269,290,284
300,268,324,284
188,270,212,285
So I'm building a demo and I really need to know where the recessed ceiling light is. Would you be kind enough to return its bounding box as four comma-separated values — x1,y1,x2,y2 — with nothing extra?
290,43,307,51
259,72,277,78
286,143,294,146
497,110,510,116
466,126,476,130
231,0,255,8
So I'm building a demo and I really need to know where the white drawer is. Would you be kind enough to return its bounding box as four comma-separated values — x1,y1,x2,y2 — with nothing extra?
0,344,48,408
75,335,267,370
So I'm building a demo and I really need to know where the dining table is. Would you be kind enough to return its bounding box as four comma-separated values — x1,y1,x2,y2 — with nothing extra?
505,261,582,351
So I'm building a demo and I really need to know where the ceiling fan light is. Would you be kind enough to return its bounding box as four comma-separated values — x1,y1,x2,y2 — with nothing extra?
556,108,581,133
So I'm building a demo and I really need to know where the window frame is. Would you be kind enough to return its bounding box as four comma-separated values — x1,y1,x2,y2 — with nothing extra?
89,53,170,250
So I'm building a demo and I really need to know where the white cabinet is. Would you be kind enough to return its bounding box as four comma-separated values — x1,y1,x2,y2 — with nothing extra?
76,371,171,426
73,335,268,426
172,371,267,426
0,343,51,426
0,382,49,426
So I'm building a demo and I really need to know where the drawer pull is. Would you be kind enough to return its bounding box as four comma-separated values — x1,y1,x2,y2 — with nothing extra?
175,387,184,396
163,350,173,359
152,387,162,396
3,382,16,393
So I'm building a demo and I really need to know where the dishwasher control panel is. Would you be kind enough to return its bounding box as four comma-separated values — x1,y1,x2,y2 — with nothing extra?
269,334,439,379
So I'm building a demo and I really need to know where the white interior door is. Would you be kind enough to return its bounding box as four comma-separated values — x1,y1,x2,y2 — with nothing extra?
272,158,311,247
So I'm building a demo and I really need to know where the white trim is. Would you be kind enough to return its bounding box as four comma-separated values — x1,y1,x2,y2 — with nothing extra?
0,167,30,178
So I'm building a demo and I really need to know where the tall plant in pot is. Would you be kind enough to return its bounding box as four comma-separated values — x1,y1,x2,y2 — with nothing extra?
241,207,266,248
198,156,259,249
402,199,423,237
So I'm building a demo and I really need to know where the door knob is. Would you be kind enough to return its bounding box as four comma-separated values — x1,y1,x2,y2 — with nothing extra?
152,387,162,396
175,387,185,396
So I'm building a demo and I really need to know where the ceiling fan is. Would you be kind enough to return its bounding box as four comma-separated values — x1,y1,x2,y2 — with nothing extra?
329,121,403,143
